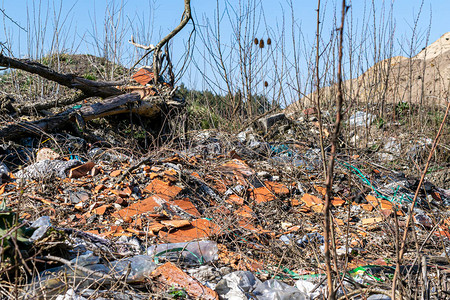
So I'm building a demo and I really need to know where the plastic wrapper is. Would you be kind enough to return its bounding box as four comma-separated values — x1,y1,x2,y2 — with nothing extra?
252,279,307,300
215,271,261,299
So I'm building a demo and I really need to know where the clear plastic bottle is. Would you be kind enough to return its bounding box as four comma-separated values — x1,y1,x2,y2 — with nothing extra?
147,240,218,265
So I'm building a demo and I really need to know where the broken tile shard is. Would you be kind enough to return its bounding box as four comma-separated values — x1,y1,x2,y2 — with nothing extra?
110,170,122,177
132,67,155,86
114,195,164,219
152,262,218,299
172,199,201,217
220,159,254,177
265,181,290,196
144,179,182,199
68,162,96,179
252,186,276,203
161,219,191,229
159,219,221,243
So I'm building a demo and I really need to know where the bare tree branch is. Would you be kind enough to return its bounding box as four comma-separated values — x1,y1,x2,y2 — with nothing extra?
0,8,26,32
131,0,192,79
128,35,155,51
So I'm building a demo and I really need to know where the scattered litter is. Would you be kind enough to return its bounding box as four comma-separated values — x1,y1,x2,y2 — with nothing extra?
14,159,81,180
0,105,448,299
348,111,376,127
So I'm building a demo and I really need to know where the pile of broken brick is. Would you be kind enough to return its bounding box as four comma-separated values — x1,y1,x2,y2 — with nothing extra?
1,127,449,299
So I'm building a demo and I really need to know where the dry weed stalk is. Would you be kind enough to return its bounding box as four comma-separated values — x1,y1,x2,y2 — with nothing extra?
315,0,327,178
323,1,346,299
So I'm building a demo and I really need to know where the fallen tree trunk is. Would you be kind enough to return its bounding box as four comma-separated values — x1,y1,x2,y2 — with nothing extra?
0,93,177,140
15,92,89,115
0,53,124,98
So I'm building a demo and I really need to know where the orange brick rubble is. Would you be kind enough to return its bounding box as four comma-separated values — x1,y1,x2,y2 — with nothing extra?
220,159,254,176
251,186,276,203
235,205,255,219
114,195,164,219
152,262,218,300
144,179,182,198
301,193,324,212
110,170,122,177
226,194,245,205
265,181,290,196
160,219,191,229
69,162,96,178
172,199,201,217
159,219,221,243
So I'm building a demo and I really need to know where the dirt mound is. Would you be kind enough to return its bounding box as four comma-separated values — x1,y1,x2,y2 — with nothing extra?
285,32,450,114
42,53,129,80
415,32,450,60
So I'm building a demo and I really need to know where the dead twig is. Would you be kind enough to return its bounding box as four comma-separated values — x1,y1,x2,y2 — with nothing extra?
128,35,155,51
338,288,398,300
42,255,116,282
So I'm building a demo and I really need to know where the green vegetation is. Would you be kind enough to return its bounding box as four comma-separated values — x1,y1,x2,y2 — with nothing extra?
83,73,97,81
395,101,410,118
0,201,33,269
376,117,385,129
168,287,187,299
178,84,276,131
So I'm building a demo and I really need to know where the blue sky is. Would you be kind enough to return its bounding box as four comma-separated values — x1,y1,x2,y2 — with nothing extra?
0,0,449,102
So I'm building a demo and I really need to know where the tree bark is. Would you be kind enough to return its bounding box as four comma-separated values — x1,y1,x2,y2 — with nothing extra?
0,93,170,140
15,92,89,115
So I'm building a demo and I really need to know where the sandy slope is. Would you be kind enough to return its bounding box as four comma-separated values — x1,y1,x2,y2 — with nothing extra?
285,32,450,114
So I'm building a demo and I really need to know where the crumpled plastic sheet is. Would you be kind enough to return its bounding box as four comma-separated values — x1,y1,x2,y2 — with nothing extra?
271,148,322,171
103,255,157,282
215,271,261,299
88,147,131,163
298,233,324,247
33,254,157,295
295,279,321,298
188,265,222,285
0,162,9,183
280,232,325,247
215,271,310,300
253,279,308,300
29,216,52,241
14,159,81,180
55,288,87,300
348,111,376,127
367,295,391,300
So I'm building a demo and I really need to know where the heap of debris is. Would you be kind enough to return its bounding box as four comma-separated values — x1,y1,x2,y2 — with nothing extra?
0,107,449,298
0,10,449,297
